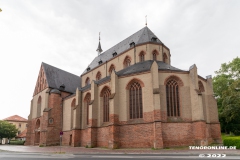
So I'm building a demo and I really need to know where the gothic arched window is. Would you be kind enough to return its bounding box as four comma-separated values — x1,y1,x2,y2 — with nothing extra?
85,77,90,86
198,81,205,92
109,64,115,75
101,87,111,122
166,79,180,117
129,82,143,119
153,52,157,61
139,52,145,62
123,56,131,68
37,96,41,117
96,71,101,81
163,53,168,63
71,98,76,128
84,93,91,125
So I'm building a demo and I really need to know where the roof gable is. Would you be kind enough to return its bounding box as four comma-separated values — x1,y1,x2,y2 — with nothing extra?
42,62,80,94
3,115,27,122
82,26,163,75
33,65,48,96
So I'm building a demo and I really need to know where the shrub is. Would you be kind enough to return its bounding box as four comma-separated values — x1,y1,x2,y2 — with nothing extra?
9,140,25,145
223,137,240,149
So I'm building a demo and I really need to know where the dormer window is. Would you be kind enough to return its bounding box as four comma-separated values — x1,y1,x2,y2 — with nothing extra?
87,67,91,71
98,60,103,65
112,51,117,57
151,37,157,42
59,84,65,90
129,41,135,48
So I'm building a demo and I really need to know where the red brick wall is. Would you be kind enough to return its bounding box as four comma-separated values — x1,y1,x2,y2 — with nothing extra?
119,123,154,148
62,130,72,146
162,122,193,147
96,126,109,147
210,123,222,143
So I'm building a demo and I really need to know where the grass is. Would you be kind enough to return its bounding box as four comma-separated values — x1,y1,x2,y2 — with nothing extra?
221,133,240,140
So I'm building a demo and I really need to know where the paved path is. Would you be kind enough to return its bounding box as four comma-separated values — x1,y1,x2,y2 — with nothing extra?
0,145,239,156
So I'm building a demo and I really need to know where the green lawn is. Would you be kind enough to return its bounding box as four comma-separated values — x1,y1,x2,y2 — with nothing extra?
222,133,240,140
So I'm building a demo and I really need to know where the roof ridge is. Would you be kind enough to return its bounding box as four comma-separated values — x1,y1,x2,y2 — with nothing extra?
82,26,164,75
42,62,79,77
97,27,145,58
3,115,28,121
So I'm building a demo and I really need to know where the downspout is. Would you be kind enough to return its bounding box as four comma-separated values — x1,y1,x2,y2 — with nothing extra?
134,44,136,64
106,60,107,77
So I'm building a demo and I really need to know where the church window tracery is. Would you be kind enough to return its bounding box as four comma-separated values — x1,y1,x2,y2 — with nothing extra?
96,71,101,81
166,79,180,117
139,52,145,62
123,56,131,68
129,82,143,119
153,52,157,61
109,64,115,75
163,53,168,63
102,87,110,122
84,93,91,125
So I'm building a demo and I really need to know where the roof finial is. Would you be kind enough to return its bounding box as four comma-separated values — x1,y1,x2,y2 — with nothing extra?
145,15,147,26
96,32,103,55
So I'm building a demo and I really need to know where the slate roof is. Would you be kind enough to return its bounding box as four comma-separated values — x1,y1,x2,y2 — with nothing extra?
3,115,27,122
42,62,80,93
117,60,185,76
82,26,164,74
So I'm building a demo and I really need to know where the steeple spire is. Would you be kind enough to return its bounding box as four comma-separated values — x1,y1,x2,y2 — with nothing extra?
96,32,103,55
145,15,147,26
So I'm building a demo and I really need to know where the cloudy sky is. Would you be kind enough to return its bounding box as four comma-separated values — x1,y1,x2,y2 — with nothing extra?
0,0,239,120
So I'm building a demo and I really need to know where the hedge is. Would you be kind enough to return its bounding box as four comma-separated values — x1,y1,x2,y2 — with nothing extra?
9,140,25,145
223,137,240,149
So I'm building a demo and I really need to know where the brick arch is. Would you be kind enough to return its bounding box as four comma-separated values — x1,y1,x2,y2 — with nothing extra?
164,75,184,86
100,86,111,97
35,119,40,129
126,78,145,90
34,119,40,145
108,64,116,74
198,81,205,92
71,98,76,107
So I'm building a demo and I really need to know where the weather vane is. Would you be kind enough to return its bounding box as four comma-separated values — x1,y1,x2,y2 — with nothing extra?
99,32,101,41
145,15,147,26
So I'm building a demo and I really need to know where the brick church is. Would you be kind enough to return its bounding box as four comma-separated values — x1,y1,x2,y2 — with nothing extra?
25,26,222,148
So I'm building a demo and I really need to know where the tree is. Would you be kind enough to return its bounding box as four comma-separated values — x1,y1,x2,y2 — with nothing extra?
213,57,240,135
0,120,18,140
